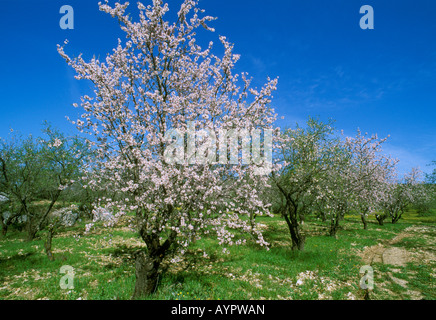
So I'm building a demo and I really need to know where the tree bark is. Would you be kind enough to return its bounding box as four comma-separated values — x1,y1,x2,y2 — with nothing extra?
329,216,340,237
132,227,177,298
132,251,161,299
26,220,38,241
249,212,257,230
361,214,368,230
45,227,55,261
391,210,402,224
283,210,305,251
375,214,385,226
0,215,7,237
272,178,305,251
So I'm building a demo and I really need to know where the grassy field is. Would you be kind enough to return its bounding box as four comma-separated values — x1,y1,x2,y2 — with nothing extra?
0,210,435,300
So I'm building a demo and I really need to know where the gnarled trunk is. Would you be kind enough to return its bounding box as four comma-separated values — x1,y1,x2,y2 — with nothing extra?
132,251,161,299
391,210,402,224
290,226,305,251
375,213,386,226
132,227,177,299
283,205,305,251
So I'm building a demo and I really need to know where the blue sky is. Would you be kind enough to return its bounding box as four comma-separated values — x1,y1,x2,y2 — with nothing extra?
0,0,435,176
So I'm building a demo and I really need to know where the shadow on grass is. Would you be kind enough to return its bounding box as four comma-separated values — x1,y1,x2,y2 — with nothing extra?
0,251,36,266
107,244,139,262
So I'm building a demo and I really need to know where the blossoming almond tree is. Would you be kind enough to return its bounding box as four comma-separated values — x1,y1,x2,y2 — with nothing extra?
313,132,351,237
58,0,279,297
379,167,427,224
271,118,338,250
317,130,395,235
343,130,397,230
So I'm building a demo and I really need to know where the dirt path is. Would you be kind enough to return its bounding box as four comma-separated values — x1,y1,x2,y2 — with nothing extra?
357,225,436,300
359,225,435,266
359,228,413,266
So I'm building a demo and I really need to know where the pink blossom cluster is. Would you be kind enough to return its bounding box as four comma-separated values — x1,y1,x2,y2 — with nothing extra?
58,0,281,257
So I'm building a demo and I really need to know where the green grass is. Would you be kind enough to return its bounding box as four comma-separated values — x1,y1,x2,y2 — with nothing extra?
0,210,434,300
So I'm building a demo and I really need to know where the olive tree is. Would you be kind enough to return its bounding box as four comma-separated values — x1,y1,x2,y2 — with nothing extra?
0,124,87,240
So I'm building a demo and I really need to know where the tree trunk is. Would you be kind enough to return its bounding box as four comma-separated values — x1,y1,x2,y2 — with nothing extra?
0,217,7,237
25,192,61,242
284,212,305,251
375,213,386,225
133,227,177,299
132,251,161,299
391,211,402,224
329,224,337,237
249,212,257,230
45,228,55,261
361,214,368,230
320,212,327,222
292,229,305,251
329,216,340,237
1,211,22,237
26,220,38,241
273,180,306,251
